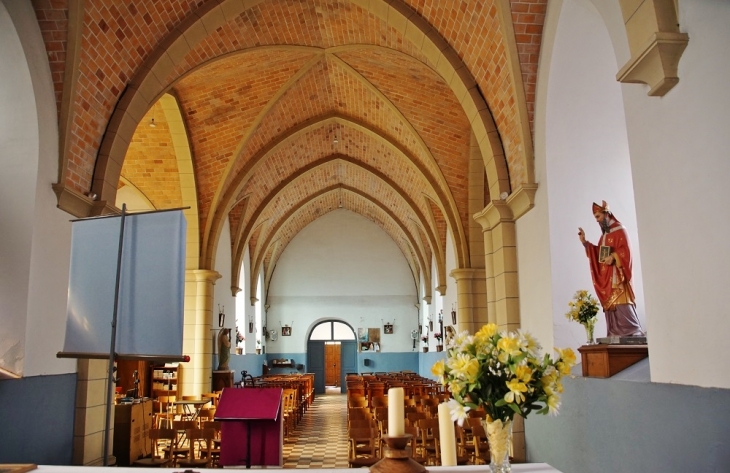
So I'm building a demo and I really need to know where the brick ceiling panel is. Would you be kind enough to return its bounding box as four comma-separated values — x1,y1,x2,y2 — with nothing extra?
166,0,428,86
403,0,529,188
228,197,248,252
174,50,318,236
224,55,439,198
235,126,440,239
427,199,447,257
62,0,206,193
121,102,183,209
250,159,422,247
335,48,471,232
221,57,335,192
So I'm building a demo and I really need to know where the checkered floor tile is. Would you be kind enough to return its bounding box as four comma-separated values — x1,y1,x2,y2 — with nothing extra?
282,390,349,468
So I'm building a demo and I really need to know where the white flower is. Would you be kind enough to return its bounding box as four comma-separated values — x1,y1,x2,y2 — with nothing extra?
447,398,471,426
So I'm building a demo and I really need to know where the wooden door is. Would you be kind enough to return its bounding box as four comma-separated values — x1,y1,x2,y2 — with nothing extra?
325,343,341,386
339,341,357,394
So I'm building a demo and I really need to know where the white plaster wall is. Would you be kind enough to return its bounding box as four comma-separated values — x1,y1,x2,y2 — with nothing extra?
236,245,257,353
266,209,417,353
213,218,236,332
532,0,730,389
0,1,74,377
615,0,730,388
552,0,642,347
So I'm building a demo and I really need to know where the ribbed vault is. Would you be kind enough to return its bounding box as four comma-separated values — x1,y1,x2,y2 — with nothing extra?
43,0,546,302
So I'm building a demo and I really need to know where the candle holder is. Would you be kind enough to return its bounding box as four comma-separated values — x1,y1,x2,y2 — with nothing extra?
369,434,425,473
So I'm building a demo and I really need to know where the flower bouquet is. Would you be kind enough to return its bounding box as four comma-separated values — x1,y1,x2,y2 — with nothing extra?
235,327,245,346
432,323,576,473
566,289,600,344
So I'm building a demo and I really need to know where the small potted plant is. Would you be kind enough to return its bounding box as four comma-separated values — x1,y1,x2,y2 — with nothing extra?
433,332,443,351
421,335,429,353
235,327,244,354
566,289,600,344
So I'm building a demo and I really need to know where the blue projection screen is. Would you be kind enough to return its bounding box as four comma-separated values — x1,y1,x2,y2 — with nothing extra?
61,210,186,358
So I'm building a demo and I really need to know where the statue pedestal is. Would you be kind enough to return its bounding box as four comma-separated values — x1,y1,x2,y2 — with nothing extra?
577,344,648,378
213,370,234,391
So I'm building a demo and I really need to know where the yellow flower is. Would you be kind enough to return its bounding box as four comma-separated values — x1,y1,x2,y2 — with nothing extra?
497,336,522,363
514,365,533,383
546,394,561,415
448,353,480,383
448,378,466,396
476,323,498,339
431,359,445,382
504,378,527,404
555,347,577,367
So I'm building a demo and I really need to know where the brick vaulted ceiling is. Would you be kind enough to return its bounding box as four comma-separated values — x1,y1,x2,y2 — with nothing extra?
37,0,546,294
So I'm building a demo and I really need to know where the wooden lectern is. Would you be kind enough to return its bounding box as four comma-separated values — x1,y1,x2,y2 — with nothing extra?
215,387,283,467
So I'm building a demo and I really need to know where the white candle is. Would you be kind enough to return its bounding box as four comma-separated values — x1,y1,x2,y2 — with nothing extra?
438,402,457,466
387,387,405,436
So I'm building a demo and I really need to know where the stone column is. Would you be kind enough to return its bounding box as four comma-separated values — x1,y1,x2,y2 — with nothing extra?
474,201,520,332
73,359,113,465
449,268,487,334
183,269,221,397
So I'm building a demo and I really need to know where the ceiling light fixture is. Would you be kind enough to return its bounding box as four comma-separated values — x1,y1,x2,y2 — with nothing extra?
333,135,338,145
149,118,156,128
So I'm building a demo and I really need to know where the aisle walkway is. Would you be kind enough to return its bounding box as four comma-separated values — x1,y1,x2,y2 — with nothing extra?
282,390,349,468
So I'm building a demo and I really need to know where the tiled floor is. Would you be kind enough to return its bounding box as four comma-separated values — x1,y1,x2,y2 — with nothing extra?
282,388,349,469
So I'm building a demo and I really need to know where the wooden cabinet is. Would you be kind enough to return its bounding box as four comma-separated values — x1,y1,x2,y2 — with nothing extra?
212,370,233,391
150,364,182,397
113,399,153,466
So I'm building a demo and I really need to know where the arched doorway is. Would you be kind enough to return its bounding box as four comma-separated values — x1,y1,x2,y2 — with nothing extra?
306,320,357,394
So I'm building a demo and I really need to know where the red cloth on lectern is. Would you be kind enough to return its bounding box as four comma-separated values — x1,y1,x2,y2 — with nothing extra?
215,387,283,467
584,218,634,310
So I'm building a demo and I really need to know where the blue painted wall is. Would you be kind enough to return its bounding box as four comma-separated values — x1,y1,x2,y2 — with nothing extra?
419,350,446,380
526,360,730,472
357,351,419,374
0,373,76,464
222,350,442,379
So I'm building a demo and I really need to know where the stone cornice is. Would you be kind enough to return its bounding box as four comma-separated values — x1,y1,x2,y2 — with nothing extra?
473,183,538,231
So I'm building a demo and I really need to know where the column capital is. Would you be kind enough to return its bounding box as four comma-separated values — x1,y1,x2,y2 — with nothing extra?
435,285,447,296
450,268,487,281
187,269,222,284
473,184,537,231
474,201,512,231
250,297,259,305
231,286,242,297
423,295,432,305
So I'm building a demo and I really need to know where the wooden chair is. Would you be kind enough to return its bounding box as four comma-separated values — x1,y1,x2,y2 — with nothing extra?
470,421,491,465
167,420,196,464
201,391,220,408
201,420,222,467
153,395,176,428
348,396,369,409
406,424,428,465
177,427,216,468
132,428,176,467
418,418,440,465
348,427,380,468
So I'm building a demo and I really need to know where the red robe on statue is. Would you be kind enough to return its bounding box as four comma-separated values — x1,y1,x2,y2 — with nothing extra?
583,213,644,337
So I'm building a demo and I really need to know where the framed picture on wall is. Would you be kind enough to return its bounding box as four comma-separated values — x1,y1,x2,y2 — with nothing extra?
384,323,393,334
282,326,292,336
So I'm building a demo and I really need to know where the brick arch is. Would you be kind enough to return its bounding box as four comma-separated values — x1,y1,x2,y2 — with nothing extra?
251,161,431,275
87,0,515,229
204,114,466,272
231,156,440,292
248,185,430,304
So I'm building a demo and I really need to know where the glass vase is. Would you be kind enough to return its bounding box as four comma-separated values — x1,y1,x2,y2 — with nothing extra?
482,418,513,473
583,318,596,345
